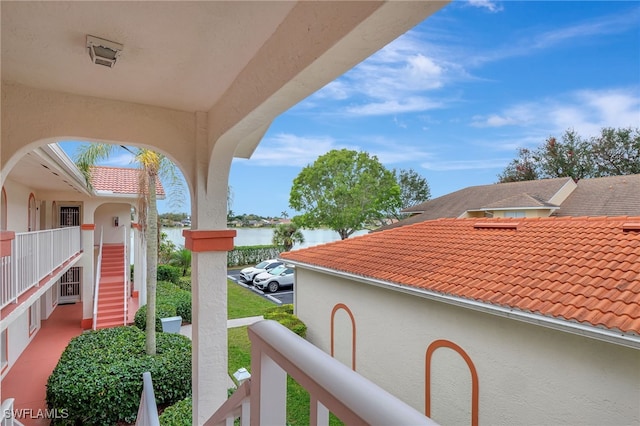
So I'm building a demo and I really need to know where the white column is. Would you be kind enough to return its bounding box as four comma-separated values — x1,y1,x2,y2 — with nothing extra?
190,110,237,424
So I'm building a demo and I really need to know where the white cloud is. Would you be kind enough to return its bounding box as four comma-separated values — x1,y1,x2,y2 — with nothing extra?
98,151,136,167
245,134,350,167
469,6,640,66
469,87,640,146
346,97,443,116
466,0,503,13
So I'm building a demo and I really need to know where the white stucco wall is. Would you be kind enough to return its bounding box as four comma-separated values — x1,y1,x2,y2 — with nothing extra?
2,296,41,380
3,178,36,233
294,268,640,425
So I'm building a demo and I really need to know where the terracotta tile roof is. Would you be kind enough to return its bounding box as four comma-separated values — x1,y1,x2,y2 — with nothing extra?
89,166,165,197
281,216,640,336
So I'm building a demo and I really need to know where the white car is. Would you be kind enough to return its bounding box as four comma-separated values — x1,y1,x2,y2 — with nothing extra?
239,259,283,284
253,265,295,293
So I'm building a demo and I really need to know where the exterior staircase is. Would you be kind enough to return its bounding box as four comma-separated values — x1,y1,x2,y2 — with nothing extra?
96,244,126,329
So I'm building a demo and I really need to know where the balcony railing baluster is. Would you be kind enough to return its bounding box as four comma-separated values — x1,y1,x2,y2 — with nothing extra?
0,227,81,310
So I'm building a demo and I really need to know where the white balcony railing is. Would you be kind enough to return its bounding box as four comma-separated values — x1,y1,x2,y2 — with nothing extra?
0,227,81,310
206,320,438,426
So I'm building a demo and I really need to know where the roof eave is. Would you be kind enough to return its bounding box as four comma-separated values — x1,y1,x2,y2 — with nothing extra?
282,259,640,350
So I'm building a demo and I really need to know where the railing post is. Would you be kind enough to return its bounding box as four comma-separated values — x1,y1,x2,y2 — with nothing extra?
250,348,286,425
310,397,329,426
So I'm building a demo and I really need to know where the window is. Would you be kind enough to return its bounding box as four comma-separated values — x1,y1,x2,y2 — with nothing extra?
29,305,38,336
1,187,6,230
504,211,526,218
28,193,36,231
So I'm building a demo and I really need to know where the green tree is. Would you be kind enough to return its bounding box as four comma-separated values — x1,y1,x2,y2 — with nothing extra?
272,223,305,251
289,149,401,239
76,144,183,356
536,130,592,180
389,168,431,219
589,127,640,176
497,129,620,183
170,247,192,276
497,148,540,183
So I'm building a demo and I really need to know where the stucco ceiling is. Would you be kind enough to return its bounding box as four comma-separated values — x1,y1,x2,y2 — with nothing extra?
1,1,296,112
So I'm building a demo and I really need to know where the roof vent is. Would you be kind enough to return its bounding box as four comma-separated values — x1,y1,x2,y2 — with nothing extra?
622,223,640,232
473,222,519,230
86,35,123,68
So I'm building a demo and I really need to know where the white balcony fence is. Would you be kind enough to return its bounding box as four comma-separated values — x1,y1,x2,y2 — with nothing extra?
206,320,438,426
0,227,81,309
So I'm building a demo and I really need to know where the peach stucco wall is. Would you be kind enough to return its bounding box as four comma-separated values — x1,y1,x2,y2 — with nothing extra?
294,268,640,425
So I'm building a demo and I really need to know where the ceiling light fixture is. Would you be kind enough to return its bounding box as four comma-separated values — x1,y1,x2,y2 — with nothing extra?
86,35,123,68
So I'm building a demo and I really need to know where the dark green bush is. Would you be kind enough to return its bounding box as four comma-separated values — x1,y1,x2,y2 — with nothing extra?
158,264,181,284
134,281,192,330
134,303,176,332
159,397,192,426
264,305,306,338
47,326,191,426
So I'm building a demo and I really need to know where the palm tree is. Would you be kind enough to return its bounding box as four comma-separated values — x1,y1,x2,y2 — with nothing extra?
76,144,183,355
272,223,305,251
170,247,192,277
281,211,289,219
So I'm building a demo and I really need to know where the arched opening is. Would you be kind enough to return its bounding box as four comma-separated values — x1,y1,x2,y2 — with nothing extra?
425,339,479,426
28,193,36,231
330,303,357,370
1,187,7,230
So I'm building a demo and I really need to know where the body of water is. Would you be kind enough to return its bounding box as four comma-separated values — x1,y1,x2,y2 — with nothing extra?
162,227,369,251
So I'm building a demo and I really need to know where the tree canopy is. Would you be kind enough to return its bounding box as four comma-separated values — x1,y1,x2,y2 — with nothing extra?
272,223,304,251
497,127,639,183
289,149,401,239
391,168,431,219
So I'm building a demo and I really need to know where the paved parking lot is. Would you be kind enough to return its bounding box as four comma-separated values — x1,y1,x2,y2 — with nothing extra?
227,269,293,305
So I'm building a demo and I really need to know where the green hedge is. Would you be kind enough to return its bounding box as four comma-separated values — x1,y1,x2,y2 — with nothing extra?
46,327,191,425
134,281,192,331
158,264,181,284
264,304,306,338
159,396,192,426
227,245,284,267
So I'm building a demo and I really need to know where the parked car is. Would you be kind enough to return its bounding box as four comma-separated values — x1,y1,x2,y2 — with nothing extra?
253,265,295,293
239,259,283,283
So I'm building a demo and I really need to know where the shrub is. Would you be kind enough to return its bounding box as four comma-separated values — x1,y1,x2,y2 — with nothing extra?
159,397,192,426
134,303,176,332
264,304,306,338
176,276,191,292
47,327,191,426
227,245,283,267
158,264,181,284
134,281,192,330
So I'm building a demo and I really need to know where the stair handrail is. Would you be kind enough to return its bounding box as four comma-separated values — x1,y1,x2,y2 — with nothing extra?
92,227,104,331
123,225,128,326
1,397,25,426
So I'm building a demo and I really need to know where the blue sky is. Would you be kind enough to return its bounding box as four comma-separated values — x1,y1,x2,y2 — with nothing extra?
62,1,640,217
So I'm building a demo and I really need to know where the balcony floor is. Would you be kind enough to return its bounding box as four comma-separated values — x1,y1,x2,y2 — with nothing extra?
2,302,83,426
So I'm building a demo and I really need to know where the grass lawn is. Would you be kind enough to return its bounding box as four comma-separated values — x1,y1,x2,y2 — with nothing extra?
226,279,342,425
227,279,275,319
